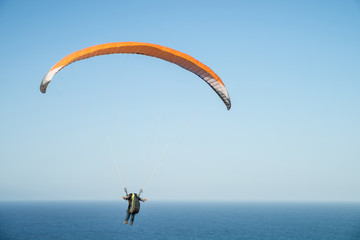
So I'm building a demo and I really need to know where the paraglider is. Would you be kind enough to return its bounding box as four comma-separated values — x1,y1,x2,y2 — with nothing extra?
40,42,231,225
122,192,146,226
40,42,231,110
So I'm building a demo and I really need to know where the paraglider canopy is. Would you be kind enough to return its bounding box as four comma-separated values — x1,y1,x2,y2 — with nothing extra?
40,42,231,110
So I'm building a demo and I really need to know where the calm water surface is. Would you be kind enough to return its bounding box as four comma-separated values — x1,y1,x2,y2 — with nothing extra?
0,201,359,240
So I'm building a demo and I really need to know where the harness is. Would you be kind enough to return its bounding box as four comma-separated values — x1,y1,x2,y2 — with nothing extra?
130,194,136,213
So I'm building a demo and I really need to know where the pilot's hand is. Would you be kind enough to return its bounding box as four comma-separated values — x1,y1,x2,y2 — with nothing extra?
122,196,125,200
143,198,147,202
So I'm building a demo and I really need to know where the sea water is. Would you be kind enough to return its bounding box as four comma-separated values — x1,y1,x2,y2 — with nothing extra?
0,201,359,240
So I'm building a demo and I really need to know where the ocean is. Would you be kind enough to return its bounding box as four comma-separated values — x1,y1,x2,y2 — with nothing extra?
0,201,359,240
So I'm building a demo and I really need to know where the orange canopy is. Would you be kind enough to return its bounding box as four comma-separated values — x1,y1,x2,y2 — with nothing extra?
40,42,231,110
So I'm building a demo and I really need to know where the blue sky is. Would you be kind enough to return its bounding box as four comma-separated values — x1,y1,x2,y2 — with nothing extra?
0,0,359,201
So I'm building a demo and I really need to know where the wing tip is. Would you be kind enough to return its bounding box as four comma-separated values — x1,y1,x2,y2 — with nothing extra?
40,80,50,94
226,98,231,110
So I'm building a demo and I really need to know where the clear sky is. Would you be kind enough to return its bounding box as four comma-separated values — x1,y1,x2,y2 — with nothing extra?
0,0,359,202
